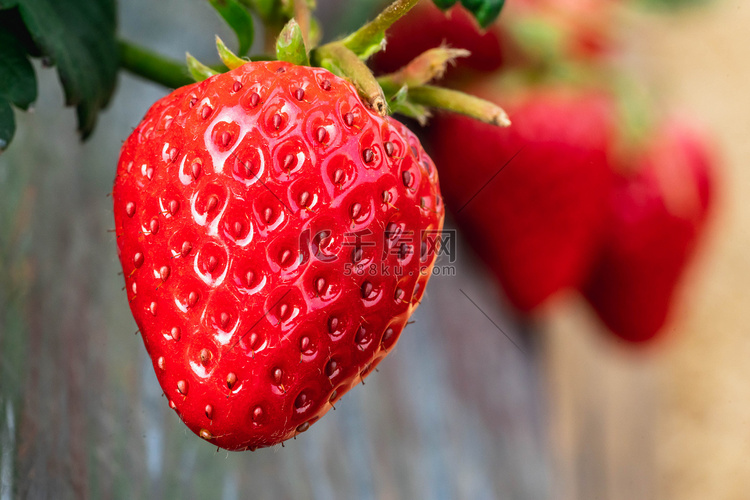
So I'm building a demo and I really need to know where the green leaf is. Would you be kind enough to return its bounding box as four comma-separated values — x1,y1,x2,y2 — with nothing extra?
0,6,40,57
1,0,118,139
460,0,505,27
0,28,37,110
238,0,276,22
208,0,255,57
0,100,14,151
0,23,37,151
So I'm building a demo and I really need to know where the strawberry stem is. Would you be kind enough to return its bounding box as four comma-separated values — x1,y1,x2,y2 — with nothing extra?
313,42,387,116
118,40,193,89
292,0,312,48
342,0,421,59
406,85,510,126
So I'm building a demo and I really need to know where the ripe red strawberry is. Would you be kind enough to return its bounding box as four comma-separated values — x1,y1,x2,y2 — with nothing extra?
582,118,715,343
113,61,444,450
430,85,616,311
370,0,507,78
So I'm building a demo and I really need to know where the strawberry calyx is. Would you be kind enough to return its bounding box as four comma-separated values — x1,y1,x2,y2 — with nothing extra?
312,42,388,116
375,46,509,125
218,36,249,70
276,19,310,66
377,47,472,90
186,53,220,82
119,0,509,128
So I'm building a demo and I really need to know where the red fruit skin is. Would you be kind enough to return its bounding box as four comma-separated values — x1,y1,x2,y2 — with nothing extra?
583,119,715,343
370,0,506,77
113,61,444,450
431,87,616,312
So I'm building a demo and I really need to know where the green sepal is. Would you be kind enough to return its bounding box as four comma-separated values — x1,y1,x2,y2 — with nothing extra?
186,53,220,81
317,58,344,79
460,0,505,28
389,85,430,125
208,0,255,56
313,42,387,115
407,85,510,126
216,36,247,70
276,19,309,66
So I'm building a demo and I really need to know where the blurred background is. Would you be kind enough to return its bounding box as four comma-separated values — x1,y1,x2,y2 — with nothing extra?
0,0,748,498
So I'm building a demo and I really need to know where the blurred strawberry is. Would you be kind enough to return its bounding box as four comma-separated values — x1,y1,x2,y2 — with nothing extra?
430,84,617,312
583,118,716,343
371,0,619,86
370,0,507,79
508,0,620,60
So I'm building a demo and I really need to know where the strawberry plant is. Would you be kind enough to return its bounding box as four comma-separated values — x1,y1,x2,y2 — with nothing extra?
3,0,512,451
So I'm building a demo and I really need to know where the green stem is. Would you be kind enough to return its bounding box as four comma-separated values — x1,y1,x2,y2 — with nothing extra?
407,85,511,126
343,0,420,58
313,42,386,116
118,40,193,89
378,47,470,93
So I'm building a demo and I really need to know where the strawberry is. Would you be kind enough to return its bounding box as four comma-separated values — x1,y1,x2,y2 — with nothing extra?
508,0,620,60
112,61,444,450
370,0,507,79
430,85,616,312
582,118,715,343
